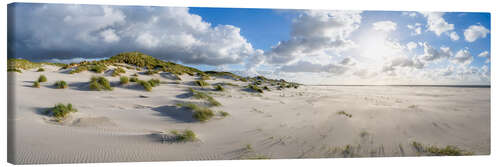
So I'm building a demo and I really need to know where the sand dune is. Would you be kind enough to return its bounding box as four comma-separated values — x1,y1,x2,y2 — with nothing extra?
8,65,490,164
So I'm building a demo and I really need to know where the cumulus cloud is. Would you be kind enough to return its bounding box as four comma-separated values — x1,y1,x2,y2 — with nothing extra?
407,23,422,36
406,41,417,51
8,4,256,66
464,25,490,42
373,21,397,32
421,12,454,36
478,51,489,57
402,12,418,17
265,10,361,64
449,31,460,41
279,60,351,75
418,42,453,63
44,57,108,64
451,49,473,65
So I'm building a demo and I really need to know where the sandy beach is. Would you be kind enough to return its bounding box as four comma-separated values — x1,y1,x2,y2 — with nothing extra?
8,65,490,164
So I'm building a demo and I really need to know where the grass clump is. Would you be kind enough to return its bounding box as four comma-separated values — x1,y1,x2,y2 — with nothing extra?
195,80,209,87
38,75,47,82
138,80,152,91
37,68,45,72
89,76,112,91
43,103,78,121
248,84,263,93
54,80,68,89
214,84,225,91
33,81,40,88
177,103,215,121
171,129,197,142
120,76,129,85
129,77,139,82
148,78,160,87
112,67,126,77
411,141,473,156
69,66,88,74
7,69,22,73
219,111,230,117
337,111,352,118
189,88,221,106
88,64,107,73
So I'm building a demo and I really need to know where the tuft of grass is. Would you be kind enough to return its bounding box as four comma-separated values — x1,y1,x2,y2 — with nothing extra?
37,68,45,72
219,111,230,117
201,75,210,80
54,80,68,89
410,141,473,156
195,80,209,87
248,84,263,93
89,76,113,91
88,64,107,73
148,78,160,87
38,75,47,82
214,84,225,91
245,144,253,151
138,80,152,91
43,103,78,121
7,69,22,73
129,77,139,82
189,88,221,106
120,76,129,85
112,67,126,77
337,111,352,118
145,69,160,75
171,129,197,142
69,66,88,74
177,103,215,121
33,81,40,88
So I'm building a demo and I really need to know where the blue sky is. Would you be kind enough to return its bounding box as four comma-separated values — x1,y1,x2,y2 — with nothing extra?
8,3,491,85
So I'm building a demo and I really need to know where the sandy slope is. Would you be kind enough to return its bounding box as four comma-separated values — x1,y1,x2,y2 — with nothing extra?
8,65,490,164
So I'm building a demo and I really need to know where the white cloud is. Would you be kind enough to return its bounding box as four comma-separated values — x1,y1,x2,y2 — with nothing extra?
449,31,460,41
402,12,418,17
44,57,108,64
418,42,453,63
464,25,490,42
100,29,120,43
451,49,474,65
265,10,361,64
478,51,489,57
421,12,454,36
373,21,397,32
279,60,351,75
407,23,422,36
406,41,417,51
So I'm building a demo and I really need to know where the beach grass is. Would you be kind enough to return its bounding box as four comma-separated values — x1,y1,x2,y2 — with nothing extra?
89,76,113,91
189,88,221,106
54,80,68,89
137,80,153,91
43,103,78,121
177,103,215,121
33,81,40,88
171,129,197,142
120,76,129,85
36,68,45,72
195,80,209,87
38,75,47,82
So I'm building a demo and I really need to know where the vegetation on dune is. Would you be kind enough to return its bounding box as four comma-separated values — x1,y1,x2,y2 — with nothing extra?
337,111,352,118
177,103,215,121
195,80,209,87
38,75,47,82
170,129,197,142
68,62,107,74
148,78,160,87
145,69,160,75
247,84,264,93
129,77,139,82
137,80,153,91
214,84,225,91
112,67,126,77
205,71,245,81
37,68,45,72
89,76,113,91
54,80,68,89
33,81,40,88
219,111,230,117
7,58,64,72
411,141,473,156
189,88,221,106
7,69,22,73
120,76,129,85
43,103,78,121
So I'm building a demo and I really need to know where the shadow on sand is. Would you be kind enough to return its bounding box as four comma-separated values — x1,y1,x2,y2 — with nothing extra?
151,105,196,123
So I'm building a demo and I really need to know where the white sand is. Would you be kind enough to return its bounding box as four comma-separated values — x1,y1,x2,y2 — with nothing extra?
8,65,490,164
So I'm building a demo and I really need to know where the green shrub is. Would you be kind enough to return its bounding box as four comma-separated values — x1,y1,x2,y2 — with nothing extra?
195,80,209,87
54,80,68,89
148,78,160,87
138,80,152,91
171,129,197,142
43,103,78,121
177,103,215,121
214,84,225,91
89,76,112,91
248,84,263,93
112,67,126,77
7,69,22,73
37,68,45,72
88,64,107,73
33,81,40,88
190,88,221,106
129,77,139,82
38,75,47,82
120,76,129,85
